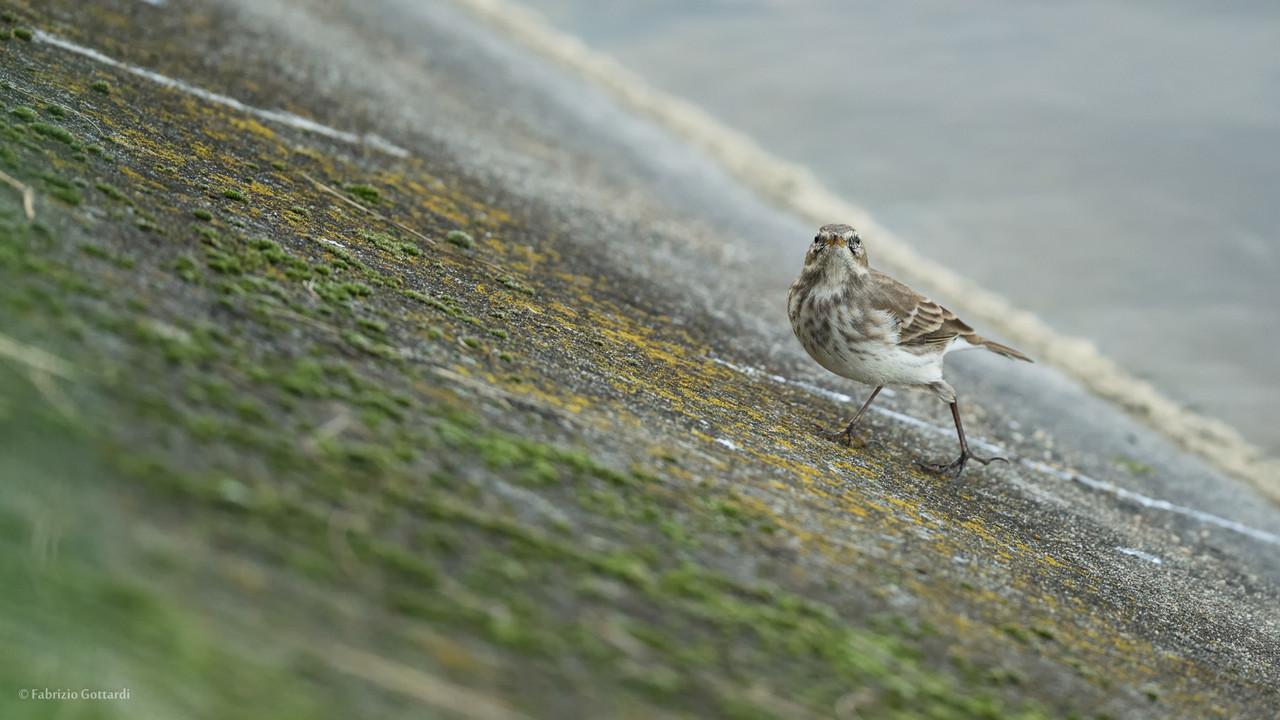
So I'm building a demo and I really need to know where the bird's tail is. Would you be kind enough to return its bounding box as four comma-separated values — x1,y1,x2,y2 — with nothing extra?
973,335,1033,363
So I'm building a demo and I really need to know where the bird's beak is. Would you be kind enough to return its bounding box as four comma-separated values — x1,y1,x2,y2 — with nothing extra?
826,236,846,248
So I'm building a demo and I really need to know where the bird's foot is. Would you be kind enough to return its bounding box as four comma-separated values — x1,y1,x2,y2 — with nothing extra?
812,423,861,447
921,451,1007,480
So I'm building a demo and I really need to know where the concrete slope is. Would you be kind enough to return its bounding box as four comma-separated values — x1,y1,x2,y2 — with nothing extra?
0,1,1276,719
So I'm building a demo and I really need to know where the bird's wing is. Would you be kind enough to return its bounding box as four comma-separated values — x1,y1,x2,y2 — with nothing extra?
866,270,974,347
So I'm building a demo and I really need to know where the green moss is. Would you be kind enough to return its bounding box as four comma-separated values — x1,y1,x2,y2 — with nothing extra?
0,41,1147,719
79,243,131,268
497,274,534,295
205,248,243,275
90,80,111,94
1,535,325,718
193,208,214,221
354,229,404,255
12,27,32,41
195,225,221,245
1002,626,1031,644
96,182,133,205
1112,455,1154,476
347,184,381,205
41,174,82,206
342,331,382,356
235,398,267,422
9,106,37,122
357,317,387,336
222,189,247,203
158,261,196,289
251,237,287,263
446,230,473,249
277,361,330,398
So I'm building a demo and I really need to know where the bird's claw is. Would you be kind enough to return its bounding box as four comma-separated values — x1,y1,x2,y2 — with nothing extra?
921,452,1007,480
812,423,857,447
819,430,852,447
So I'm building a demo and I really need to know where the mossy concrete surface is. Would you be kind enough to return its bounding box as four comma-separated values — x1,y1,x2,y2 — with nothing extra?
1,2,1276,719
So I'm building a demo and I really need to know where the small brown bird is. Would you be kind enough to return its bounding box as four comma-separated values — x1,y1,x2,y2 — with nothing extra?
787,223,1032,477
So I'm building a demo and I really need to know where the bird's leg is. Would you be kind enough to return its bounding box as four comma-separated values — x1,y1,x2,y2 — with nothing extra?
922,401,1007,479
818,386,882,446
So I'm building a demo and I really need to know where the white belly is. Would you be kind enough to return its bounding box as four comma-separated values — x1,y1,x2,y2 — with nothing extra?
802,336,944,388
790,306,946,388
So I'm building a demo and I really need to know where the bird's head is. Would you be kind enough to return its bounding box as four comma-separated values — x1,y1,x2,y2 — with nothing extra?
805,223,868,273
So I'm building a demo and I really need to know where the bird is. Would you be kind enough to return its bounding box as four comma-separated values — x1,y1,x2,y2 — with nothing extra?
787,223,1032,478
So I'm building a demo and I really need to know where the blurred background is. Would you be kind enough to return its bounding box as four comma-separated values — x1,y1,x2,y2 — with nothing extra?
515,0,1280,453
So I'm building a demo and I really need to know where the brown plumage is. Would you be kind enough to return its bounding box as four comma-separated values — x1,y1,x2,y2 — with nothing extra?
788,223,1032,477
865,268,1032,361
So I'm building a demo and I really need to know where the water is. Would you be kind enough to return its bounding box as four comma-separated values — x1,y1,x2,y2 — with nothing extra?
513,0,1280,453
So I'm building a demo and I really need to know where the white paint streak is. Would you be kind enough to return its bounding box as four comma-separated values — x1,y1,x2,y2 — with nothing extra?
135,0,167,7
32,30,409,158
707,356,894,407
792,380,856,404
710,357,997,453
1023,459,1280,548
708,356,1280,549
709,357,1001,452
1115,547,1163,565
715,437,737,451
867,406,1004,456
